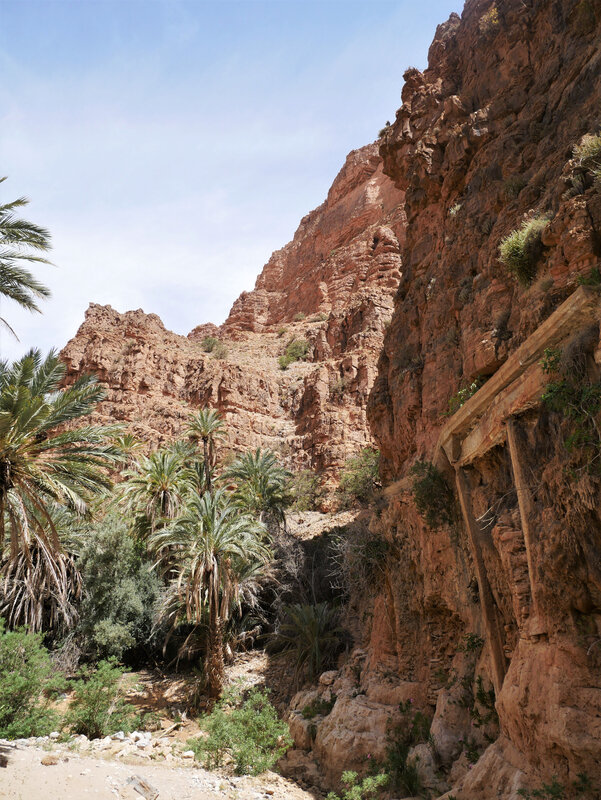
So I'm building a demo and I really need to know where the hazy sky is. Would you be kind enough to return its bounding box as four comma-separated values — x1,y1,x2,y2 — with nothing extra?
0,0,459,361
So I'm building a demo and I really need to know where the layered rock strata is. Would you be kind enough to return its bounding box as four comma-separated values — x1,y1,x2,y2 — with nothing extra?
61,144,405,496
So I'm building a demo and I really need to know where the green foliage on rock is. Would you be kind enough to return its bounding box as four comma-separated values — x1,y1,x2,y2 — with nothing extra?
187,684,292,775
290,469,322,511
498,216,549,285
278,338,310,370
0,622,64,738
410,461,456,529
337,448,380,508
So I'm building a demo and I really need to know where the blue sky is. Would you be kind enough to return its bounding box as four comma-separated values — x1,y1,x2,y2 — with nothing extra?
0,0,459,360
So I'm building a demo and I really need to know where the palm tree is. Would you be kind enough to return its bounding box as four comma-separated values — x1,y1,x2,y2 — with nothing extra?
0,178,51,337
149,489,271,696
223,448,292,530
272,602,344,684
187,408,225,493
121,448,189,537
0,350,122,621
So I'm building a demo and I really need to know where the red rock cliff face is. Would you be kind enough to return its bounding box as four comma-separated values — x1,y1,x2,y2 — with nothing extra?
337,0,601,796
61,144,405,497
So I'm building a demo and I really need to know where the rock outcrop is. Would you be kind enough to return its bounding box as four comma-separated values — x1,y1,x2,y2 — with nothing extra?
292,1,601,797
61,144,404,497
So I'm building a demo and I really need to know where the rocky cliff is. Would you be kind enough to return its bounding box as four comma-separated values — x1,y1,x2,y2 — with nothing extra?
61,143,404,496
61,1,601,795
288,1,601,797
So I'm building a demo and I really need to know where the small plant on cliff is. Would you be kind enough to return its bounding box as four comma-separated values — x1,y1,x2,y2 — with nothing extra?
326,771,389,800
479,3,499,34
337,448,380,508
293,311,307,322
187,684,292,775
410,461,456,529
447,378,484,415
540,333,601,472
212,340,228,359
302,695,336,719
201,336,219,352
366,700,430,797
498,215,549,286
278,338,310,369
573,132,601,170
577,266,601,287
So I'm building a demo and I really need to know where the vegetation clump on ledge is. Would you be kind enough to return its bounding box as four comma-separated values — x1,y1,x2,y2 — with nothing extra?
498,215,549,286
410,461,456,529
278,337,310,369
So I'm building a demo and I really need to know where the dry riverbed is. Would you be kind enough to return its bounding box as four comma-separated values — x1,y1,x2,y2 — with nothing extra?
0,735,316,800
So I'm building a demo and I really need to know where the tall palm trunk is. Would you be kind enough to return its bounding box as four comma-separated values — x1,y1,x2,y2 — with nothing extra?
203,438,212,494
206,604,224,697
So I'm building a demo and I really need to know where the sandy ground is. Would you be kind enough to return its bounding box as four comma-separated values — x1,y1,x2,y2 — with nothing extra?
0,743,316,800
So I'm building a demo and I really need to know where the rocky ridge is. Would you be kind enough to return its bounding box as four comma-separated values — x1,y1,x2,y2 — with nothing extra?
62,143,404,496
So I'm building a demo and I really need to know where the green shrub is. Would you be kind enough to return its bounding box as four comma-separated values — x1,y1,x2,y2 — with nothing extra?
337,448,380,508
503,175,527,199
76,517,161,662
293,312,307,322
201,336,219,352
212,341,228,359
326,770,389,800
367,700,430,797
410,461,456,529
291,469,322,511
272,602,344,682
498,216,549,285
64,658,141,739
276,326,287,337
577,266,601,286
310,312,329,322
0,622,65,738
540,336,601,470
188,685,292,775
278,338,310,370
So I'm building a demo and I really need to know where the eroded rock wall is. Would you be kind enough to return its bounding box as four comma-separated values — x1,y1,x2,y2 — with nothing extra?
61,144,405,496
312,0,601,796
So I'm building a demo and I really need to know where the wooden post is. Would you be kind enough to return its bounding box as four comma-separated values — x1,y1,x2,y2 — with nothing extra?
455,467,507,694
506,417,539,620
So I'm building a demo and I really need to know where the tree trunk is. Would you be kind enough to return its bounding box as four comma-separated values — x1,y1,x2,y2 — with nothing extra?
206,608,224,698
203,439,212,494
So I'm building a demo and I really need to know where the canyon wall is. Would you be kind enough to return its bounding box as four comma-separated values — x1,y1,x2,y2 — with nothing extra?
61,0,601,795
288,1,601,798
61,143,405,496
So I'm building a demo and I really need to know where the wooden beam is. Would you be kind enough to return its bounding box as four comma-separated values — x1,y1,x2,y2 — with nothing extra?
455,467,507,694
436,286,600,465
457,365,547,466
506,418,539,620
